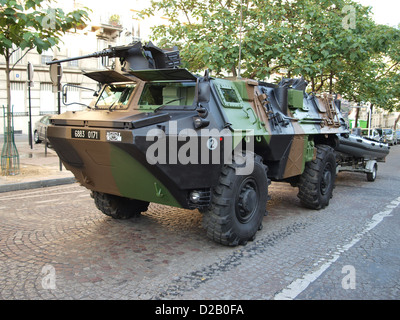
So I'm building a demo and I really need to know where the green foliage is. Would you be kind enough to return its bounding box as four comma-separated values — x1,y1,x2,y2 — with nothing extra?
0,0,90,57
138,0,400,111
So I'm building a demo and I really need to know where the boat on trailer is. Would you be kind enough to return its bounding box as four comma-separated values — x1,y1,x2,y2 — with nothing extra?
335,133,390,181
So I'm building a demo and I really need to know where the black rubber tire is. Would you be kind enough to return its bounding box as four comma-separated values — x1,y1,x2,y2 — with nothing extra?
91,191,149,219
34,131,41,144
367,164,377,182
297,145,336,210
202,153,269,246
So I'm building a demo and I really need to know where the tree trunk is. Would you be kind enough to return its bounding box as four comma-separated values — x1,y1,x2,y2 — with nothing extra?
5,49,12,152
5,48,11,122
354,107,360,129
394,113,400,130
231,66,237,78
1,47,20,176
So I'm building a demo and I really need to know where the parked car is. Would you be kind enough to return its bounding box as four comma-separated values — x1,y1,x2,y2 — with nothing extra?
33,115,51,144
361,128,382,142
381,128,396,146
396,130,400,144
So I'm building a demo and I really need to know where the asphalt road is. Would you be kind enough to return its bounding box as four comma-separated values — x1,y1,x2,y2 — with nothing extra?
0,145,399,301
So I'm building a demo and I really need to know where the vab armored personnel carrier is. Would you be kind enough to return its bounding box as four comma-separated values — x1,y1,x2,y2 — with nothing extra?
47,42,351,246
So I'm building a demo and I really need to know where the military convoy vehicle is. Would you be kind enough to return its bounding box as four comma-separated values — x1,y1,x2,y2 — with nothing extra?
46,42,353,246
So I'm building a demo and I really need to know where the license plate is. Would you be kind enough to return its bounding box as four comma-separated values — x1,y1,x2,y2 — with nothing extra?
71,129,100,140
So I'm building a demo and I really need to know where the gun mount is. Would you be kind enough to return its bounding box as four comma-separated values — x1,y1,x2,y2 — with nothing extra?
46,41,181,71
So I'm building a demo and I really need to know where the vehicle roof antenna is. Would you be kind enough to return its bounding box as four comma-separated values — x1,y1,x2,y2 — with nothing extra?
237,0,243,79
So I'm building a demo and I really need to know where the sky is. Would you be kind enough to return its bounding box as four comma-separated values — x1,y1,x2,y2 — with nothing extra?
356,0,400,27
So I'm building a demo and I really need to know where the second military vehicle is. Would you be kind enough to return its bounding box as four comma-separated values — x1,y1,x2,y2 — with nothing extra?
47,42,352,246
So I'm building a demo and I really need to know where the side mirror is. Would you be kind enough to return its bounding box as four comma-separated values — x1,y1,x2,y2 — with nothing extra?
62,83,97,108
197,69,211,103
194,71,211,119
198,80,211,103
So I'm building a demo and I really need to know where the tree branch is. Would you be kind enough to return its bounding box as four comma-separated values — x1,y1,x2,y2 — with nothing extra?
375,62,399,81
11,48,33,71
315,79,325,92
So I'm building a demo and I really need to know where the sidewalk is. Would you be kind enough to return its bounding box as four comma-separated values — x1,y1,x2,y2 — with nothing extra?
0,134,75,193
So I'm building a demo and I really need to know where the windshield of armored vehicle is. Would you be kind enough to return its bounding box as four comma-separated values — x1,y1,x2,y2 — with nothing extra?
138,82,196,110
95,83,136,110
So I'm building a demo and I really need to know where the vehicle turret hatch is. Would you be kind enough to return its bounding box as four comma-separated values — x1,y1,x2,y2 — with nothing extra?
84,70,136,84
129,68,197,81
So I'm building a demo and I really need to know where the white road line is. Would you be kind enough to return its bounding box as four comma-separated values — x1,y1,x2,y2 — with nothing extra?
273,196,400,300
34,199,63,204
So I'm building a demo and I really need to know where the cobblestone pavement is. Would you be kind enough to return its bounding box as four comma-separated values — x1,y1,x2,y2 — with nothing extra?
0,147,399,300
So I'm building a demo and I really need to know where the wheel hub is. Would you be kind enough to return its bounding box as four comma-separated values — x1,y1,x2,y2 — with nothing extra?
241,188,257,213
237,180,258,224
320,164,332,195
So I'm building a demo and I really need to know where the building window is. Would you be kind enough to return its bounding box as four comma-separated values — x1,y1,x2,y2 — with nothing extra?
67,47,80,67
10,82,25,115
64,84,82,111
41,55,53,65
41,49,54,65
68,60,79,67
10,45,23,65
40,83,56,114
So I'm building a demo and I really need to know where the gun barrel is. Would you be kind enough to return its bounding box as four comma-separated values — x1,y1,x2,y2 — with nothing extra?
46,49,114,65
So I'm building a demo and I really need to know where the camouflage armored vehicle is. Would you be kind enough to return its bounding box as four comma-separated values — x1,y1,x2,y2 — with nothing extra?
47,42,349,246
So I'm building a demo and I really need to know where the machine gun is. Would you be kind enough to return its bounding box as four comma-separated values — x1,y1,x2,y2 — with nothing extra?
46,41,181,70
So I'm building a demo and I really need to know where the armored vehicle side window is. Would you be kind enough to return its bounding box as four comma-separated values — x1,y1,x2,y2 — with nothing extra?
138,82,196,109
215,82,243,108
95,83,136,110
220,88,240,103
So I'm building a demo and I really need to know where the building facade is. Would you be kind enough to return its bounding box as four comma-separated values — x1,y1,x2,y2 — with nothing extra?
348,104,400,130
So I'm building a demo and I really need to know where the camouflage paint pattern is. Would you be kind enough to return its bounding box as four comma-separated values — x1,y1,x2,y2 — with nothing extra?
47,69,348,209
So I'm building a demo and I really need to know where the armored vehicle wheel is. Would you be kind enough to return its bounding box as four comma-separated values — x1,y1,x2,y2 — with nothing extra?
297,144,336,210
203,153,269,246
91,191,149,219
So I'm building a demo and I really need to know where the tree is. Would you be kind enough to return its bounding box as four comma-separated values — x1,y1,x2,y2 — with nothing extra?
335,23,400,111
138,0,399,108
0,0,90,175
138,0,370,80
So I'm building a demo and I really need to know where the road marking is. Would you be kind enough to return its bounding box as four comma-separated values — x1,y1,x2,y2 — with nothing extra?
273,195,400,300
35,199,63,204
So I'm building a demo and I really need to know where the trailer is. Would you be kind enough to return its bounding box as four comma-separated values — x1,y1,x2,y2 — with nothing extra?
335,133,390,181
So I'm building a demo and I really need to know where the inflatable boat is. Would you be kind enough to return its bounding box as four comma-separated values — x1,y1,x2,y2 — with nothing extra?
336,134,390,161
335,134,390,182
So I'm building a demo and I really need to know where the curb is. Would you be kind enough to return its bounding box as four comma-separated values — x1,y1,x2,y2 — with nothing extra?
0,177,77,193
